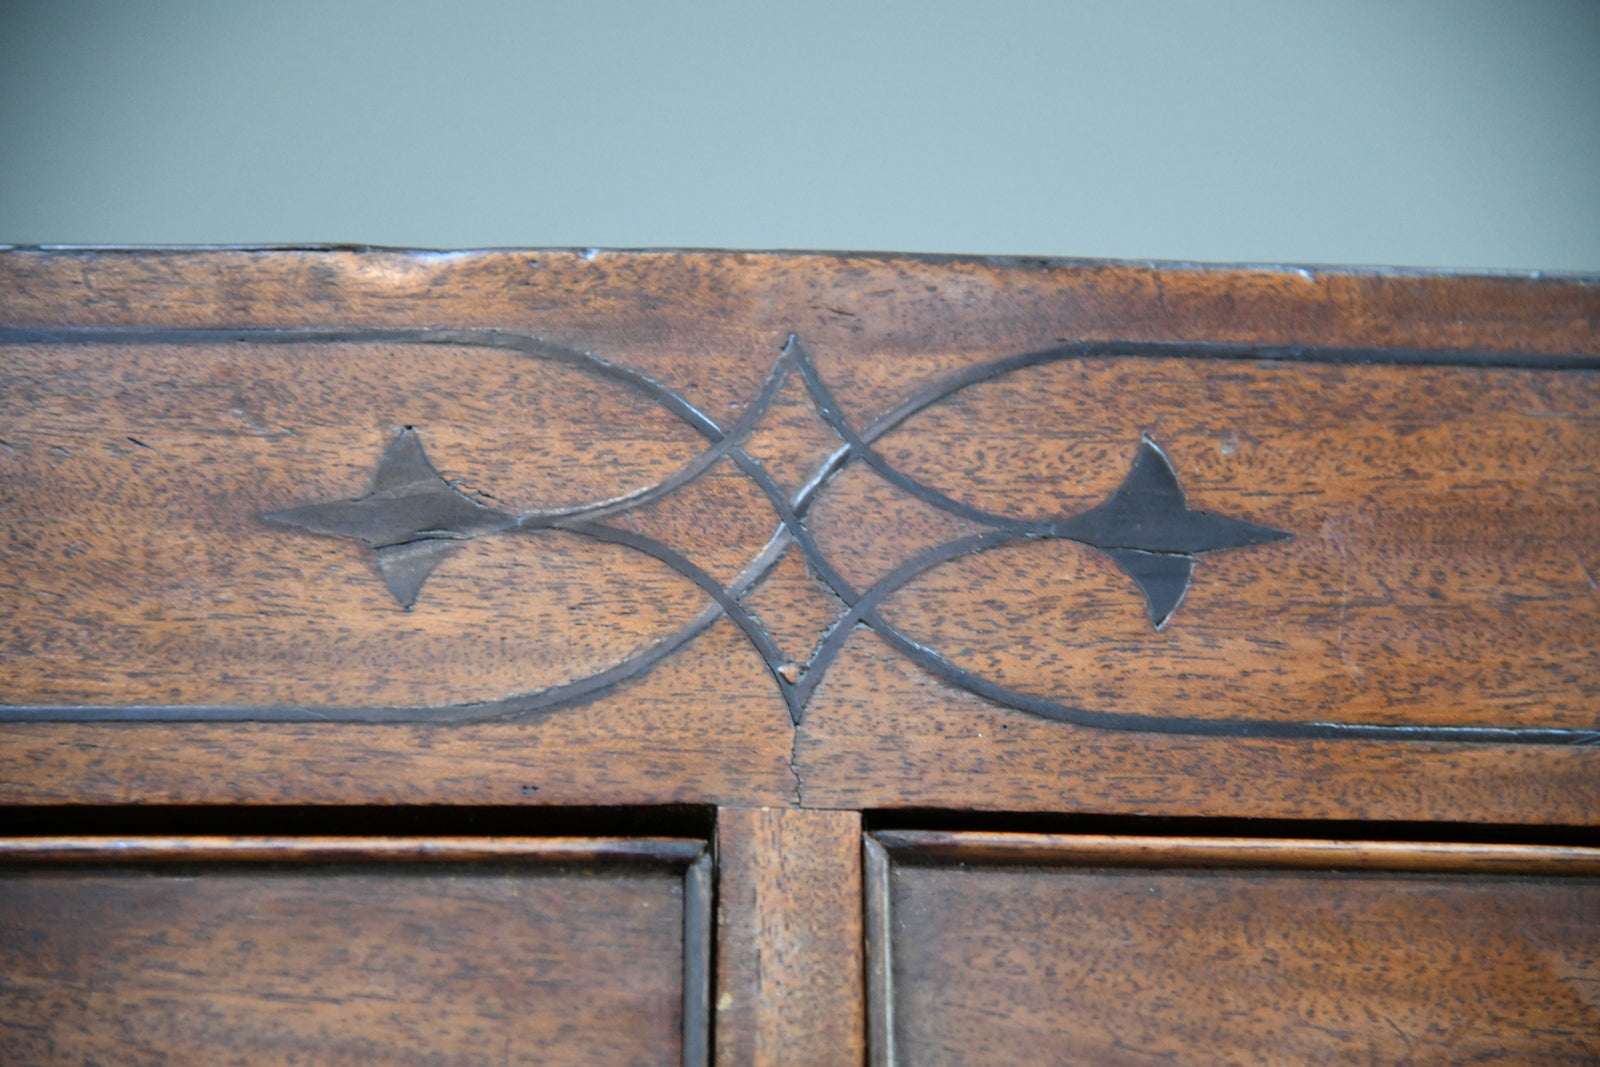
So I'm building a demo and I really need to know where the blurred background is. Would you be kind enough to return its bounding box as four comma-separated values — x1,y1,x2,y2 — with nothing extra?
1,0,1596,271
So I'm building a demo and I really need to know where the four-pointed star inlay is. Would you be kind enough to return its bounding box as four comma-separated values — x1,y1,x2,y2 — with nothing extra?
1051,436,1293,628
263,429,515,608
264,429,1290,628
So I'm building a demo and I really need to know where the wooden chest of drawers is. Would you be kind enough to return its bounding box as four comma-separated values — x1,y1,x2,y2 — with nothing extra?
2,248,1596,1063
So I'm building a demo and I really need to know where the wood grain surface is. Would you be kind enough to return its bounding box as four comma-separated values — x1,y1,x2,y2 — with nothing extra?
0,851,693,1065
0,834,707,864
810,357,1599,730
870,834,1600,1065
872,830,1600,874
714,806,865,1066
2,248,1597,821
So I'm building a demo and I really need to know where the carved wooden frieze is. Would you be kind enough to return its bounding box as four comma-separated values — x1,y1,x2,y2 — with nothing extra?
2,250,1597,820
256,332,1294,731
2,324,1595,746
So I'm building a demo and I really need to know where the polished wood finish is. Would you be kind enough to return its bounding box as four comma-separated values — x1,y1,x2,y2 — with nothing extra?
0,835,711,1066
868,832,1600,1065
0,834,707,864
3,248,1598,1062
865,833,897,1067
2,249,1597,823
873,830,1600,874
714,807,865,1065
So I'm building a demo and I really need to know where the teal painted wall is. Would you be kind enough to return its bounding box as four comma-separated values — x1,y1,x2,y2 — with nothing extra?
2,1,1596,270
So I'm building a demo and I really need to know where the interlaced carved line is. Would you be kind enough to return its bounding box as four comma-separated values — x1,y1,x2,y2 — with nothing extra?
2,326,1596,745
256,330,1295,730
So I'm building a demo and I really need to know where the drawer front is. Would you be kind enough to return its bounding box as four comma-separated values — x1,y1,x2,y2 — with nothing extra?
0,837,710,1066
867,832,1600,1065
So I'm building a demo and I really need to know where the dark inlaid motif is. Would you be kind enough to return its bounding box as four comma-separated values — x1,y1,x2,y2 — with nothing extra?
3,326,1594,745
265,430,516,608
265,419,1285,628
254,334,1294,731
1050,438,1291,627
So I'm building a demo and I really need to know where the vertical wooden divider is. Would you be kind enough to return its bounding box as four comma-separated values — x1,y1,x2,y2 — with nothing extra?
715,806,865,1065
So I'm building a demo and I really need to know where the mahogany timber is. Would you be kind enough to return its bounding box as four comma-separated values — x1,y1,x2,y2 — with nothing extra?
2,248,1599,1061
0,834,713,1065
867,832,1600,1065
714,807,865,1065
0,834,707,864
869,830,1600,874
0,249,1595,824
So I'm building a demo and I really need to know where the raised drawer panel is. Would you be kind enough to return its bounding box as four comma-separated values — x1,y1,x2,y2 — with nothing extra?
867,832,1600,1065
0,838,709,1066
